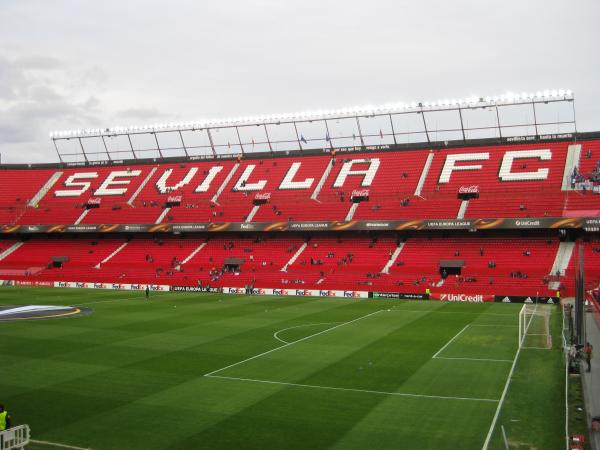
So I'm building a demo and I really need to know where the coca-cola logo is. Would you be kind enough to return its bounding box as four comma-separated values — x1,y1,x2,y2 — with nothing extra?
167,195,182,203
458,186,480,194
87,197,102,205
254,192,271,200
351,189,369,197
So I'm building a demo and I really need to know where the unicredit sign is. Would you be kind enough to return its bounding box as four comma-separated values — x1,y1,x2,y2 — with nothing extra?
439,293,485,303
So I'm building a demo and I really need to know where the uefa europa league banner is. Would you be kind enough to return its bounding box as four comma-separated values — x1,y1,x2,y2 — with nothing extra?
1,217,597,234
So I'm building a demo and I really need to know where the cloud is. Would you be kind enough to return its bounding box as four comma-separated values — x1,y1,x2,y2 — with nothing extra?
115,106,170,121
0,54,104,146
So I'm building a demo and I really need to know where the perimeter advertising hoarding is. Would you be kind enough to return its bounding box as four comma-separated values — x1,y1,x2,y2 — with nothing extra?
0,217,595,234
371,292,428,300
53,281,170,291
494,295,558,304
222,287,369,298
172,286,222,293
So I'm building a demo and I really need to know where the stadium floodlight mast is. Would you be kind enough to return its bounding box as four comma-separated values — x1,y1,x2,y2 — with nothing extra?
48,89,574,140
49,89,576,163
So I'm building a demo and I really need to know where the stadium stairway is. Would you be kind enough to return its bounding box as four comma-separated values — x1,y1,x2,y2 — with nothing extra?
0,241,23,261
548,241,576,289
96,241,129,268
381,242,405,274
561,144,582,190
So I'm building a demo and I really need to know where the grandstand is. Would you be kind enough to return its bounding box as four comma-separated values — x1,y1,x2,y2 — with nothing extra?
2,91,599,450
0,91,598,300
1,104,599,301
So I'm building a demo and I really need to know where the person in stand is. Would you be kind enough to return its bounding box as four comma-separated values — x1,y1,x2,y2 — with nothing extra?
145,286,150,300
583,342,593,372
0,404,12,431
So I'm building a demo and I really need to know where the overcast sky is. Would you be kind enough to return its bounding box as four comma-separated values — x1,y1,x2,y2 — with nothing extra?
0,0,599,163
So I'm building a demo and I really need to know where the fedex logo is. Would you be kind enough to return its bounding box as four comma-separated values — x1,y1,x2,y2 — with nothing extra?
227,287,245,294
319,290,335,297
343,291,361,298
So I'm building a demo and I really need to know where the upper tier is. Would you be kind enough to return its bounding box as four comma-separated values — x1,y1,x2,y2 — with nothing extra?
1,138,600,226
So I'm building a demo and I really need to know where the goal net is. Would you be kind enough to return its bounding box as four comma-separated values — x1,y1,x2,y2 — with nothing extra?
519,304,552,349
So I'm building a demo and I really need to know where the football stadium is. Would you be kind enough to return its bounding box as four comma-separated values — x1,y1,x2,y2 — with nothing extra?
2,2,600,448
0,88,599,450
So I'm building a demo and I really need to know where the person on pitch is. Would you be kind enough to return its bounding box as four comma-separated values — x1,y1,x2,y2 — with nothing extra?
0,404,12,431
583,342,593,372
145,285,150,300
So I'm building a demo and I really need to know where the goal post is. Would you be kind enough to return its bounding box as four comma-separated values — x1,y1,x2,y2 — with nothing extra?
519,304,552,350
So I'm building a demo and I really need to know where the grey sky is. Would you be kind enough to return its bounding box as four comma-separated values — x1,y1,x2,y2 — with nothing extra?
0,0,599,163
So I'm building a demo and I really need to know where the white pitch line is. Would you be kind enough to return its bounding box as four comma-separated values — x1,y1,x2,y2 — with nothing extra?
432,325,470,359
206,374,500,403
434,356,513,363
30,439,91,450
481,304,536,449
389,309,517,317
273,322,340,344
78,292,175,306
469,324,518,328
204,309,384,377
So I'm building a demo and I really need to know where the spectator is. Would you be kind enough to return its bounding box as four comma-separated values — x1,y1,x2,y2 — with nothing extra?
583,342,593,372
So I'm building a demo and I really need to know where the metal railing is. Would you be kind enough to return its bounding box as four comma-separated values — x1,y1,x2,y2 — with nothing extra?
0,425,30,450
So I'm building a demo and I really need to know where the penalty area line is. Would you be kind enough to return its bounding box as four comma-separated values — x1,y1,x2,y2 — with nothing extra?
434,356,513,363
432,325,470,359
30,439,92,450
206,374,500,403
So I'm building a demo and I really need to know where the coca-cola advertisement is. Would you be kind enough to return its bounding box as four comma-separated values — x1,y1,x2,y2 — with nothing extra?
350,189,369,202
87,197,102,205
457,185,480,199
167,195,183,203
458,186,480,194
351,189,369,197
253,192,271,205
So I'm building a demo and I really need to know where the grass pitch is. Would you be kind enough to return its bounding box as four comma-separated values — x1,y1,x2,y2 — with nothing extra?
0,287,565,449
